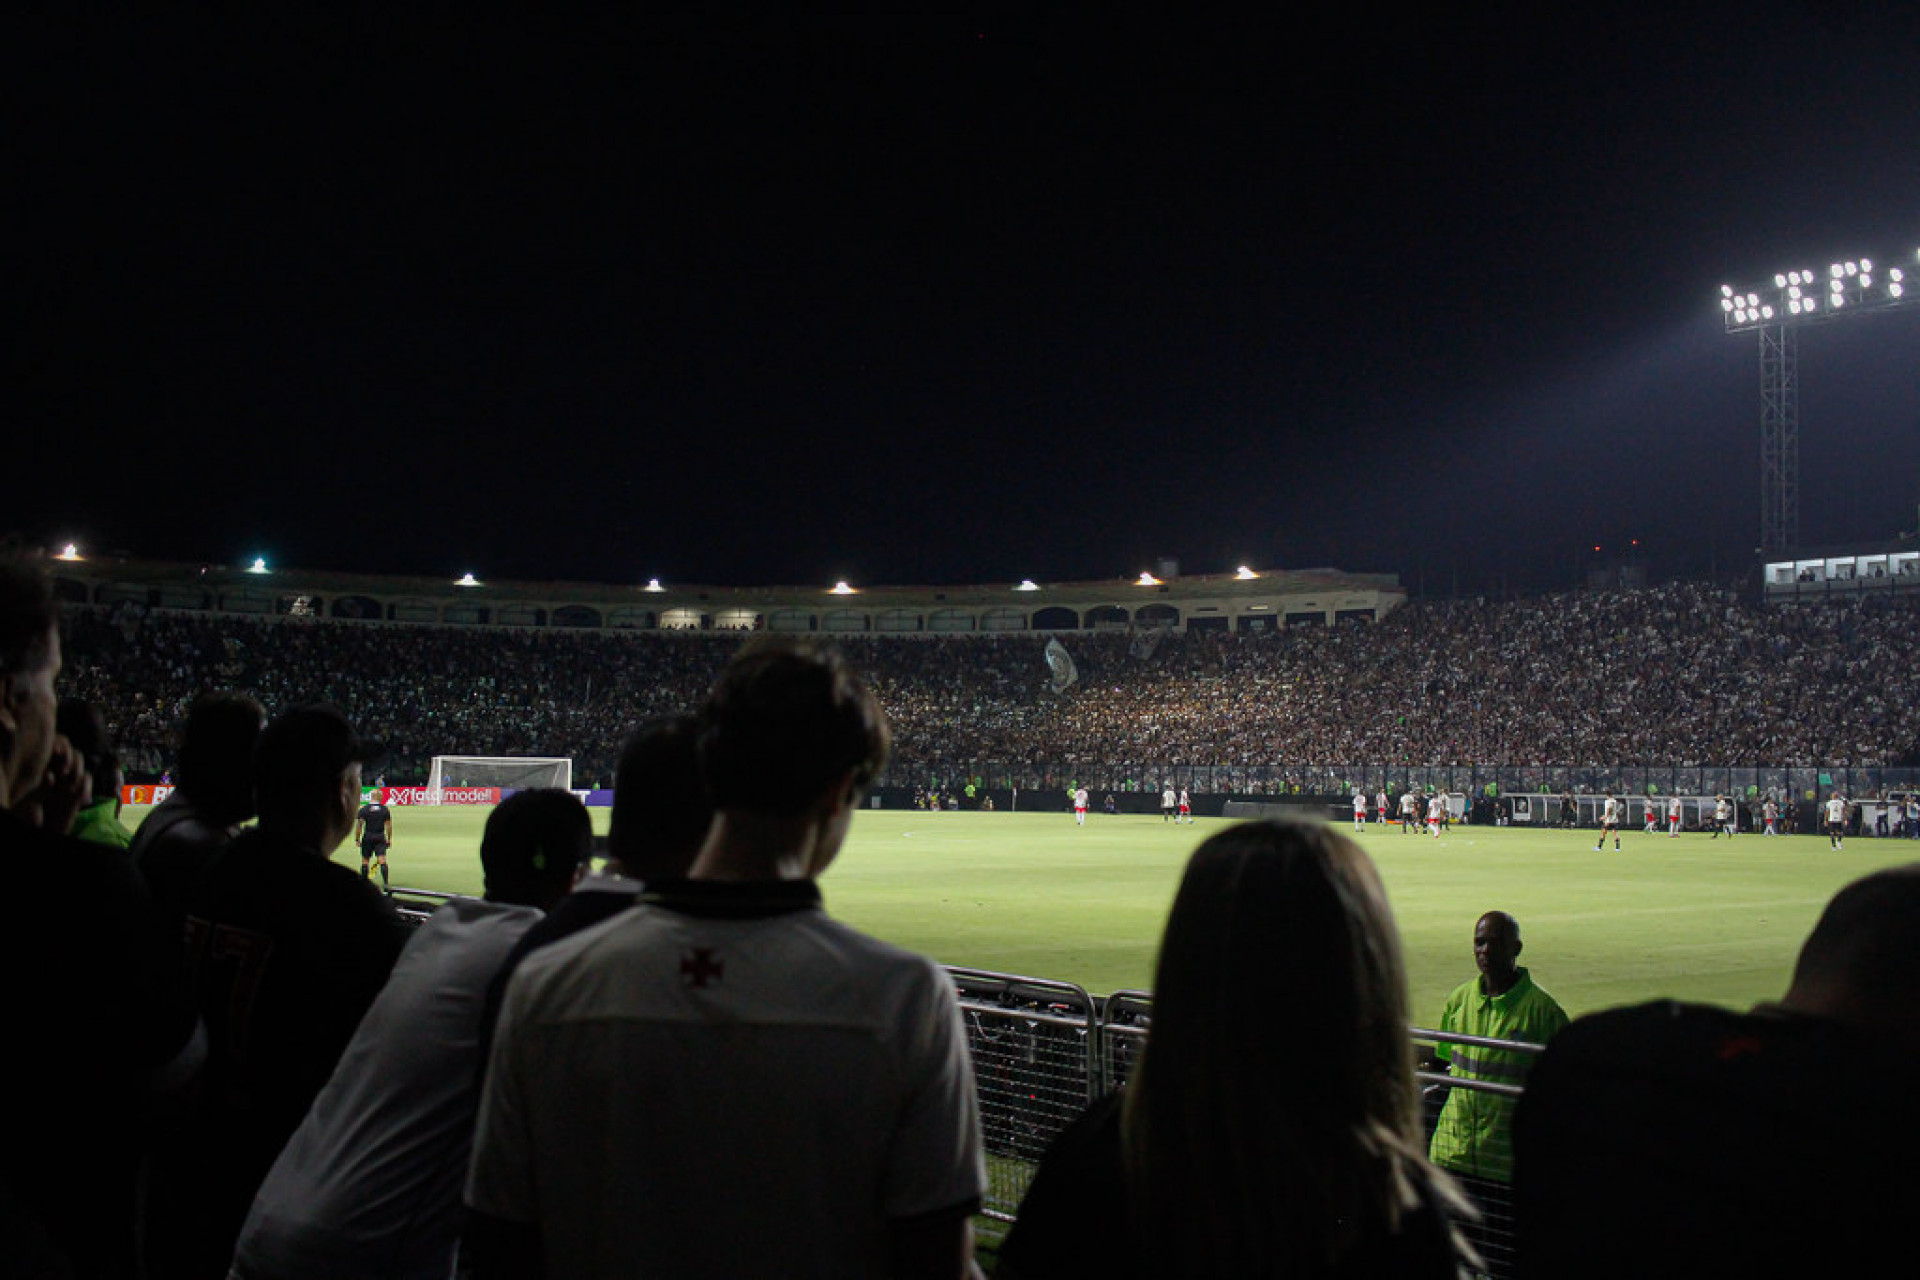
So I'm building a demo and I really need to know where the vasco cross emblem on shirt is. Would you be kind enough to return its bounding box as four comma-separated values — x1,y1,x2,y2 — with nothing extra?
680,947,725,988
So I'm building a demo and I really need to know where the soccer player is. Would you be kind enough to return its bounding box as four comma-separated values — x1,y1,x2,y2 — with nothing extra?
1594,795,1623,852
1177,788,1192,824
1400,789,1419,833
1824,792,1848,850
1426,792,1446,837
1375,788,1389,825
1709,795,1733,839
1641,799,1660,834
355,781,394,890
1352,790,1367,832
1667,794,1683,838
1073,786,1089,827
1162,785,1176,823
1762,797,1779,836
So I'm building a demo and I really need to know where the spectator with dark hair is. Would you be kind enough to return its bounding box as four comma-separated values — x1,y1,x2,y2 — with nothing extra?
998,819,1474,1278
146,704,410,1280
466,639,984,1279
1515,864,1920,1277
130,691,266,927
1,556,203,1280
477,714,714,1056
58,696,133,848
231,788,590,1280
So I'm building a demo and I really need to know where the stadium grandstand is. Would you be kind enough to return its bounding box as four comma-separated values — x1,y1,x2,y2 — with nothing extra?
55,556,1920,807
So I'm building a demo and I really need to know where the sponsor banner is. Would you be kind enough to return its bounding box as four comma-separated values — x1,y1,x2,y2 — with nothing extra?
382,786,501,806
500,787,616,806
121,784,176,806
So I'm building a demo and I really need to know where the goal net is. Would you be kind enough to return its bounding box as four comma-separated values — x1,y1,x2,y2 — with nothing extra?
426,756,574,803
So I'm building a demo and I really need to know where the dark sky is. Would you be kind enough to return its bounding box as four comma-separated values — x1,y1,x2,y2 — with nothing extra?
18,3,1920,592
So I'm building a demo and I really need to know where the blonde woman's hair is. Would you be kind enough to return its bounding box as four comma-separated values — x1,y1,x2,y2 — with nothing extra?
1121,818,1458,1276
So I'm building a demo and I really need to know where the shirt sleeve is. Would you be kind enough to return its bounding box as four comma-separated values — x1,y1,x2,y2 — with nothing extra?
882,964,986,1220
466,969,540,1222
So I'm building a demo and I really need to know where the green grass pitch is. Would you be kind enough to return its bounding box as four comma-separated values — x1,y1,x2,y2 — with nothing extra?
128,805,1918,1026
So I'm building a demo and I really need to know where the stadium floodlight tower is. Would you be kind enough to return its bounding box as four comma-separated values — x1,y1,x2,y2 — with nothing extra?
1718,245,1918,555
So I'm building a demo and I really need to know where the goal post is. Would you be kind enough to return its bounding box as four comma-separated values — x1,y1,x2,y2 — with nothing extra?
425,756,574,803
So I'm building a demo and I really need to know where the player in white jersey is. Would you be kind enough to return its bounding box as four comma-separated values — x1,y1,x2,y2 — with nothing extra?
1352,791,1368,832
1399,790,1419,833
1667,794,1683,838
1824,793,1848,850
1762,798,1779,836
1709,795,1734,839
1594,795,1623,851
1176,789,1192,823
1073,787,1089,827
1161,787,1177,823
1374,789,1389,825
1642,800,1660,834
1426,792,1446,837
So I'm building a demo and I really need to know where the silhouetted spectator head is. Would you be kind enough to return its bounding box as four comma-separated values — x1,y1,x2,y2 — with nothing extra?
697,638,890,817
480,788,592,909
1779,862,1920,1054
0,557,61,806
178,691,266,826
252,704,380,851
55,698,120,801
1124,818,1440,1273
609,714,711,879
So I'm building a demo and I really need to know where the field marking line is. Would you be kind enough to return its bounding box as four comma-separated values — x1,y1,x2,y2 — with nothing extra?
1538,896,1828,924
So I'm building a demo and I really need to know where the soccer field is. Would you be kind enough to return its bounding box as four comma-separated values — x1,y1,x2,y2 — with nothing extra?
128,805,1918,1027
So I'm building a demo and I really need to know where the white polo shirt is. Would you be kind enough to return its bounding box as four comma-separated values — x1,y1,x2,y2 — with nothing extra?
467,880,984,1279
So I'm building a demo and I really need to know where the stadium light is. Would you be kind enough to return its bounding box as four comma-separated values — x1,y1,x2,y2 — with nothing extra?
1135,571,1161,586
247,557,269,574
456,572,481,587
1715,241,1920,555
829,581,857,595
1719,245,1917,333
54,543,83,561
643,578,665,592
1235,565,1259,580
1014,580,1040,591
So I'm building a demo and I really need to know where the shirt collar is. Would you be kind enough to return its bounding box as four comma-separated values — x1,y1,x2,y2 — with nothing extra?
638,878,823,919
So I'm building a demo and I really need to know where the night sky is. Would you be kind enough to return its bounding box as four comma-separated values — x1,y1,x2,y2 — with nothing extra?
19,4,1920,592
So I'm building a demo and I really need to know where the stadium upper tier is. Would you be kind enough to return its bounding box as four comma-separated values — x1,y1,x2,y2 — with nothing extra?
46,556,1404,634
59,576,1920,786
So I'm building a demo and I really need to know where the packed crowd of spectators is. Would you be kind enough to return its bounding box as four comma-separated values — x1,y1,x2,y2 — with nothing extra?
62,580,1920,788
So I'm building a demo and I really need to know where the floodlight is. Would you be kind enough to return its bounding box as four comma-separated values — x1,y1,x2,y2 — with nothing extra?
1235,566,1258,579
1721,284,1735,297
643,578,665,592
1861,258,1873,272
1893,283,1906,298
1774,273,1787,287
1135,572,1161,586
456,572,480,586
55,544,82,561
248,557,269,574
1015,580,1039,591
829,581,856,594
